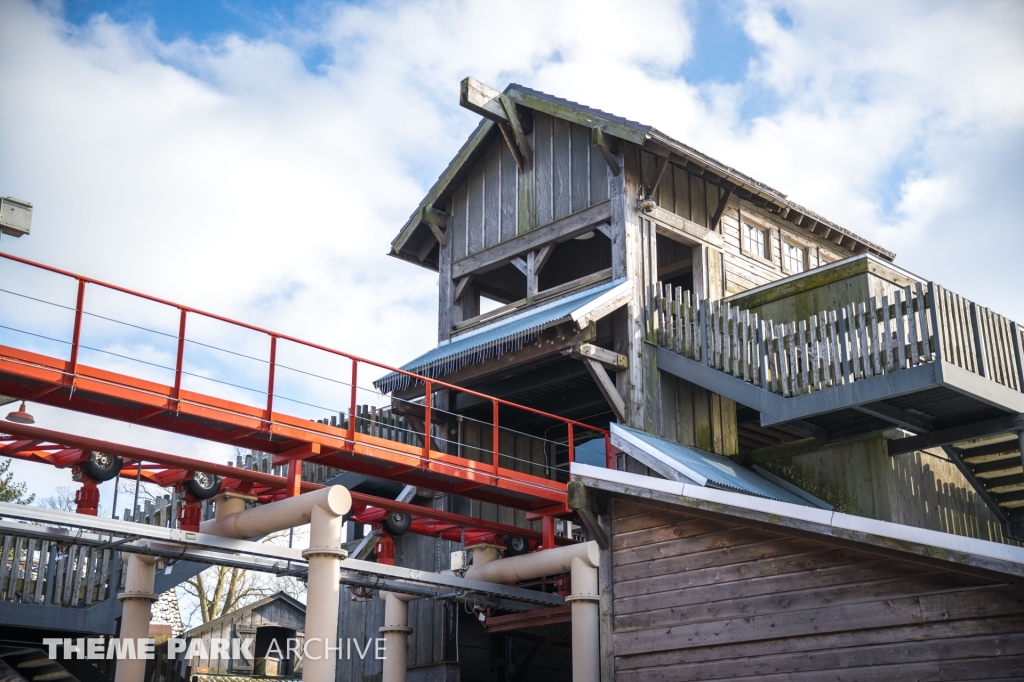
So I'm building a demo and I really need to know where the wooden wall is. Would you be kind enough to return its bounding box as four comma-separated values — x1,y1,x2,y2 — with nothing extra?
610,498,1024,681
637,149,847,298
658,373,738,456
772,434,1018,544
447,113,610,263
186,598,304,675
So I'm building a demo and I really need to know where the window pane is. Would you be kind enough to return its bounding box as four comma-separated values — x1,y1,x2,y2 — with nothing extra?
784,242,806,273
743,223,766,259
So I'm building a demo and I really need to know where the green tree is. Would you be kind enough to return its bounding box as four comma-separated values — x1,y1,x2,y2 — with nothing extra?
0,458,35,504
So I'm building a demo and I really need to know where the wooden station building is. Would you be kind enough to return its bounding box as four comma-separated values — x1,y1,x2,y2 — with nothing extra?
366,77,1024,681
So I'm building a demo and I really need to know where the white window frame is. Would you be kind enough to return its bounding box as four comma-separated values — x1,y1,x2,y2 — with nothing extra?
782,238,808,275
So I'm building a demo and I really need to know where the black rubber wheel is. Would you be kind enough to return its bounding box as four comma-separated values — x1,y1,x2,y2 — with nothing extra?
504,534,529,557
383,510,411,535
185,471,222,499
81,451,122,482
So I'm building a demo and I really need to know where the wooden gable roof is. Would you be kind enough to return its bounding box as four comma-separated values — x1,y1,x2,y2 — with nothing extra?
390,80,894,269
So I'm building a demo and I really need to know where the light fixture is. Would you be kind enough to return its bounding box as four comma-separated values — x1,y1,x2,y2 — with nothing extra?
639,187,656,214
6,401,35,424
573,231,595,240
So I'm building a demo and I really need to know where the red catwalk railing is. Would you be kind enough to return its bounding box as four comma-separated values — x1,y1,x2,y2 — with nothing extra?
0,252,613,531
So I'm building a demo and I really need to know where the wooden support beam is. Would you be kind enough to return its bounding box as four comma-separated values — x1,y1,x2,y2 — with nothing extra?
453,275,474,304
452,200,611,279
888,416,1021,456
460,77,507,123
534,243,555,274
417,235,437,263
709,188,733,232
576,509,609,549
650,157,669,195
460,77,531,170
499,94,533,169
510,256,528,276
590,127,620,176
573,343,628,370
582,357,626,423
498,123,524,171
422,206,449,230
855,401,934,433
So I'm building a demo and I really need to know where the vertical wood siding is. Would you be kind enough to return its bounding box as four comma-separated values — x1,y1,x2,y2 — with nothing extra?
448,113,609,264
610,499,1024,681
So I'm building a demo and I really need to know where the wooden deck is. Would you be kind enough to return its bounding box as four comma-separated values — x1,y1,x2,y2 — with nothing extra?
650,279,1024,523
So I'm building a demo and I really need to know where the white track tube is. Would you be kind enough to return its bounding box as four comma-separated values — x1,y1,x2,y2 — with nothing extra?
568,557,600,682
463,541,599,583
200,486,351,539
114,554,157,682
379,592,415,682
301,504,346,682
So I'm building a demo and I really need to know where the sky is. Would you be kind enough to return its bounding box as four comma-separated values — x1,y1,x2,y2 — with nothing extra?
1,0,1023,504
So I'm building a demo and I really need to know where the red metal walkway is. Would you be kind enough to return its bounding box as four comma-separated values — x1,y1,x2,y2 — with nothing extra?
0,252,609,515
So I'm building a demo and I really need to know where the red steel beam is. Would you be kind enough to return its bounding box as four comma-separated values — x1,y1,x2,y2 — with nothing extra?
0,422,571,545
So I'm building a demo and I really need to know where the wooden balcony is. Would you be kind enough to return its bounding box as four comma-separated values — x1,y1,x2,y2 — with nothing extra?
649,257,1024,527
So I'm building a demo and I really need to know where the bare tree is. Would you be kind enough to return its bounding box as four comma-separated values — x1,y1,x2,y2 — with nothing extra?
178,528,307,626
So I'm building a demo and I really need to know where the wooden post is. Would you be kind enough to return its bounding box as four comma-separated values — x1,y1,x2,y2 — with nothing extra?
927,282,943,364
970,301,988,378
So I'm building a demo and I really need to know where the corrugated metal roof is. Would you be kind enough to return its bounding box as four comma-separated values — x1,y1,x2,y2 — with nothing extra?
611,424,824,507
375,280,625,394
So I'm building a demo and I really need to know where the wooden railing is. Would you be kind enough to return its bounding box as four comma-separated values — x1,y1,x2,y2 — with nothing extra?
651,281,1024,398
0,494,220,609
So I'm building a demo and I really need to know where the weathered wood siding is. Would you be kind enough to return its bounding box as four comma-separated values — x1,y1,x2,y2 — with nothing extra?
459,418,549,532
610,499,1024,680
187,598,304,675
448,113,610,263
637,149,847,298
658,373,738,456
771,434,1018,544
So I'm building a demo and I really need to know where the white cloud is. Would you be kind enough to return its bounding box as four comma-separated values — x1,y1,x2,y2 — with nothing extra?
1,0,1022,500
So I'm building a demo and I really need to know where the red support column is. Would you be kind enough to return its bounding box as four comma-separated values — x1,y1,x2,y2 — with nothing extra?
74,479,100,516
376,533,396,565
605,432,614,469
542,515,555,549
286,458,302,498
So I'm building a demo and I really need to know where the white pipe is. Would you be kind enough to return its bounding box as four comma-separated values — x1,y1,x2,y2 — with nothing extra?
379,591,416,682
464,541,599,583
463,541,601,682
114,554,157,682
199,486,351,539
201,487,352,682
567,557,600,682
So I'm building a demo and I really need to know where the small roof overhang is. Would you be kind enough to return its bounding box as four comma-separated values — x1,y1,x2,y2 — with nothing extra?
571,462,1024,580
375,279,630,394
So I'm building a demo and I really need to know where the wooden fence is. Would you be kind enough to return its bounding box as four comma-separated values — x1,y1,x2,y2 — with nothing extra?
651,281,1024,398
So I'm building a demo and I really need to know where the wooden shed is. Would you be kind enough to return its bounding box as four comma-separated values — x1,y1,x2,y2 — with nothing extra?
569,463,1024,680
184,593,305,678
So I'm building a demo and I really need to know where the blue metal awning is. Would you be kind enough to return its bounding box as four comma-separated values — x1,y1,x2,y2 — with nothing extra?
611,424,830,508
376,280,627,394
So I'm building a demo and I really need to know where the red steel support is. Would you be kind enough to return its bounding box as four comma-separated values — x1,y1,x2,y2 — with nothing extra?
286,458,302,498
74,478,100,516
172,309,187,409
605,432,614,469
492,400,500,476
376,533,396,565
542,514,555,549
68,279,87,378
264,335,277,428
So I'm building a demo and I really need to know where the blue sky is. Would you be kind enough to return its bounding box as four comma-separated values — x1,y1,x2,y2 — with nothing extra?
2,0,1024,506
